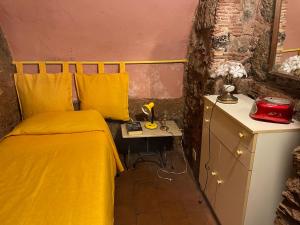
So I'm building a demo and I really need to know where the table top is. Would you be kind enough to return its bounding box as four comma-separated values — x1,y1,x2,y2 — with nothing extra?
121,120,182,138
205,94,300,134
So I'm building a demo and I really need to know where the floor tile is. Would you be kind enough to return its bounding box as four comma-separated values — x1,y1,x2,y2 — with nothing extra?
114,203,136,225
181,199,206,213
162,217,191,225
187,211,209,225
133,180,160,214
114,150,218,225
115,178,134,205
132,163,158,182
155,178,181,202
159,200,189,224
136,212,163,225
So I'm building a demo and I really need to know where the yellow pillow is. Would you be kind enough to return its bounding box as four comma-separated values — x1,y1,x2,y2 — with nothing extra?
14,73,74,119
75,73,129,121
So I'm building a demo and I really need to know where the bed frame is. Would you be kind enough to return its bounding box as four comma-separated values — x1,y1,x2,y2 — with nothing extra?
13,59,188,74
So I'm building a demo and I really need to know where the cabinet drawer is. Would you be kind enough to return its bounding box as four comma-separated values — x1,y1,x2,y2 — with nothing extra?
210,107,254,152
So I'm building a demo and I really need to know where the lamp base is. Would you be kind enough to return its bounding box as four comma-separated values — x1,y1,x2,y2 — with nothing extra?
217,92,238,104
144,122,158,129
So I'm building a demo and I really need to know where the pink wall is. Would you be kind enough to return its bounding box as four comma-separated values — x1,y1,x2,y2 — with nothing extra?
0,0,198,98
284,0,300,50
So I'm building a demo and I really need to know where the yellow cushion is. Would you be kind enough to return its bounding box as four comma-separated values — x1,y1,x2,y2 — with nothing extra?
14,73,74,119
75,73,129,121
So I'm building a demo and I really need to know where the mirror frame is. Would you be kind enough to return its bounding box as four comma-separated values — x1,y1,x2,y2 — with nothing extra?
268,0,300,81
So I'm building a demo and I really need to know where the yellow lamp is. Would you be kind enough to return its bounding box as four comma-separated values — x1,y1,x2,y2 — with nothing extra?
142,102,158,129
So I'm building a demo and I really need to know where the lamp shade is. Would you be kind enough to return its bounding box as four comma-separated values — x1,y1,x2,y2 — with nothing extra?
142,102,154,115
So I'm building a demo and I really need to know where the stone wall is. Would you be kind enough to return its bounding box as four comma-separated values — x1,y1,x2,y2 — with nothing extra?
274,146,300,225
184,0,299,180
0,27,20,138
183,0,218,179
212,0,274,75
249,0,300,119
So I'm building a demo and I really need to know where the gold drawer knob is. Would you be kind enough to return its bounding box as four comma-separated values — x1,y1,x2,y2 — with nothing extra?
205,119,210,123
236,150,243,156
211,171,217,176
238,132,245,139
205,106,210,110
217,179,224,185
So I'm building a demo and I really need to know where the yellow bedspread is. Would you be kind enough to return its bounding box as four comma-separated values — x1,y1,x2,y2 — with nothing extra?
0,110,124,225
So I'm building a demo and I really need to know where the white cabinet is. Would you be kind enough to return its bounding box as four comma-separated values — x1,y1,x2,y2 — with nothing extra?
199,94,300,225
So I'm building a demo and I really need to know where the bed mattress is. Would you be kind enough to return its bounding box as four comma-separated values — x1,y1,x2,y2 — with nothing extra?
0,110,123,225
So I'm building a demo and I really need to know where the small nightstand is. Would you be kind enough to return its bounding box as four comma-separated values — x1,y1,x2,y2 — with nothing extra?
121,121,182,168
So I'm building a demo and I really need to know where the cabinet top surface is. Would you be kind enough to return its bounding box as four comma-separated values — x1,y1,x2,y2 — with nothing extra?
204,94,300,133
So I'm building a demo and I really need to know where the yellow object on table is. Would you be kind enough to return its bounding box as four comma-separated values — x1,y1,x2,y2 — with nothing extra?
141,102,158,129
0,110,123,225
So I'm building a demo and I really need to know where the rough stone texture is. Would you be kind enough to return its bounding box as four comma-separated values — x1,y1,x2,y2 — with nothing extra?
128,98,184,128
248,0,300,119
261,0,275,22
294,146,300,176
212,0,274,71
250,31,271,81
183,0,218,179
184,0,300,180
0,27,20,138
274,146,300,225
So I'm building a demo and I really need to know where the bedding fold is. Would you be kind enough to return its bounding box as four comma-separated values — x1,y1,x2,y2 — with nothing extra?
5,110,124,172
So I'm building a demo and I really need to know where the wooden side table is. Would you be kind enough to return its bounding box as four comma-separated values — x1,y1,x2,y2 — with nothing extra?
121,121,182,169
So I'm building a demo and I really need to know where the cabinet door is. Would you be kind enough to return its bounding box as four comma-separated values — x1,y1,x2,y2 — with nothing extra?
214,144,251,225
199,128,220,207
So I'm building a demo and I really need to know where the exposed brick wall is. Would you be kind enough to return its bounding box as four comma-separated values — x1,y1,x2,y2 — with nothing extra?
0,27,20,138
212,0,274,73
213,0,249,68
247,0,300,119
184,0,299,180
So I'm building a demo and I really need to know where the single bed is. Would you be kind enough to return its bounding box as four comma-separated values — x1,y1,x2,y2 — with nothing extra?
0,110,124,225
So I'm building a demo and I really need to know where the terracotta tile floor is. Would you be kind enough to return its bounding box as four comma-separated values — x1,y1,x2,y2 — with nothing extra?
114,151,218,225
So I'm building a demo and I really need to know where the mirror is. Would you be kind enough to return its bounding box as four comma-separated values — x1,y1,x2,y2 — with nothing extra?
269,0,300,80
